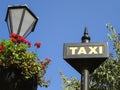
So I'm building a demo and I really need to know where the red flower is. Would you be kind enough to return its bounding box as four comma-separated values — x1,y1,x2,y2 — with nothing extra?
10,33,18,43
26,40,31,48
45,58,51,62
10,33,18,38
41,63,46,68
9,37,16,43
10,33,27,44
17,36,26,43
34,42,41,48
17,36,22,43
0,45,5,53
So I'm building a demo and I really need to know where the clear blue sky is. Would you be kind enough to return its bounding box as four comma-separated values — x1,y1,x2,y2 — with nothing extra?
0,1,120,90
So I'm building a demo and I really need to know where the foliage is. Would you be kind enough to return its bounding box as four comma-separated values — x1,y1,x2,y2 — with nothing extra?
90,59,120,90
90,24,120,90
0,33,51,87
106,23,120,58
60,24,120,90
60,72,80,90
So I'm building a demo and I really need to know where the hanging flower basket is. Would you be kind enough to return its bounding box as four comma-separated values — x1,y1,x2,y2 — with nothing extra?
0,33,51,90
0,66,37,90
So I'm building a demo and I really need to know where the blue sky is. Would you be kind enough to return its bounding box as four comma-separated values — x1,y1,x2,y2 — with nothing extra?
0,1,120,90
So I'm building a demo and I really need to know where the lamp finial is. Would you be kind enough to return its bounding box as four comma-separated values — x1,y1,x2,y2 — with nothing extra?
81,27,91,43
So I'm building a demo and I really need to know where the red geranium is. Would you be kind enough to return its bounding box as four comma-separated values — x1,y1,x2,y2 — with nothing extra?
0,33,51,87
41,63,46,68
26,40,31,48
45,58,51,62
17,36,26,43
9,37,16,43
9,33,31,48
10,33,18,38
0,45,5,53
34,42,41,48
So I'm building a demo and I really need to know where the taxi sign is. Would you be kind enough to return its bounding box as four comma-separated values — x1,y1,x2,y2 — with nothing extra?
63,42,109,73
64,42,109,59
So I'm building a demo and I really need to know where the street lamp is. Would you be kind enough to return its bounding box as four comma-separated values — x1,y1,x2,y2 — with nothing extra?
5,5,38,38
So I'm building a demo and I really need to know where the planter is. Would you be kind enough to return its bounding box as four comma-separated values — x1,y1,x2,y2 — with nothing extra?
0,66,38,90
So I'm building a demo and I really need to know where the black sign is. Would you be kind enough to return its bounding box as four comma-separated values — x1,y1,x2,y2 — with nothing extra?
63,42,109,73
64,42,109,59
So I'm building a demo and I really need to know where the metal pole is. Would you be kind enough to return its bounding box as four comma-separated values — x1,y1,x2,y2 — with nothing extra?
81,27,90,90
81,69,89,90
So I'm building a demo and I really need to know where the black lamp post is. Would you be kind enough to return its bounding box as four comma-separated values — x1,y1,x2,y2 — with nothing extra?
81,27,90,90
5,5,38,38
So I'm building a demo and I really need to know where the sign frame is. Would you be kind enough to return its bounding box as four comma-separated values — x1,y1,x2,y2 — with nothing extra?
64,42,109,60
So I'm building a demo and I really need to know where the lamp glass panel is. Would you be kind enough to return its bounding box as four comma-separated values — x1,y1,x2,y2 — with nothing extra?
23,21,35,37
19,9,35,36
10,8,24,34
6,14,11,34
